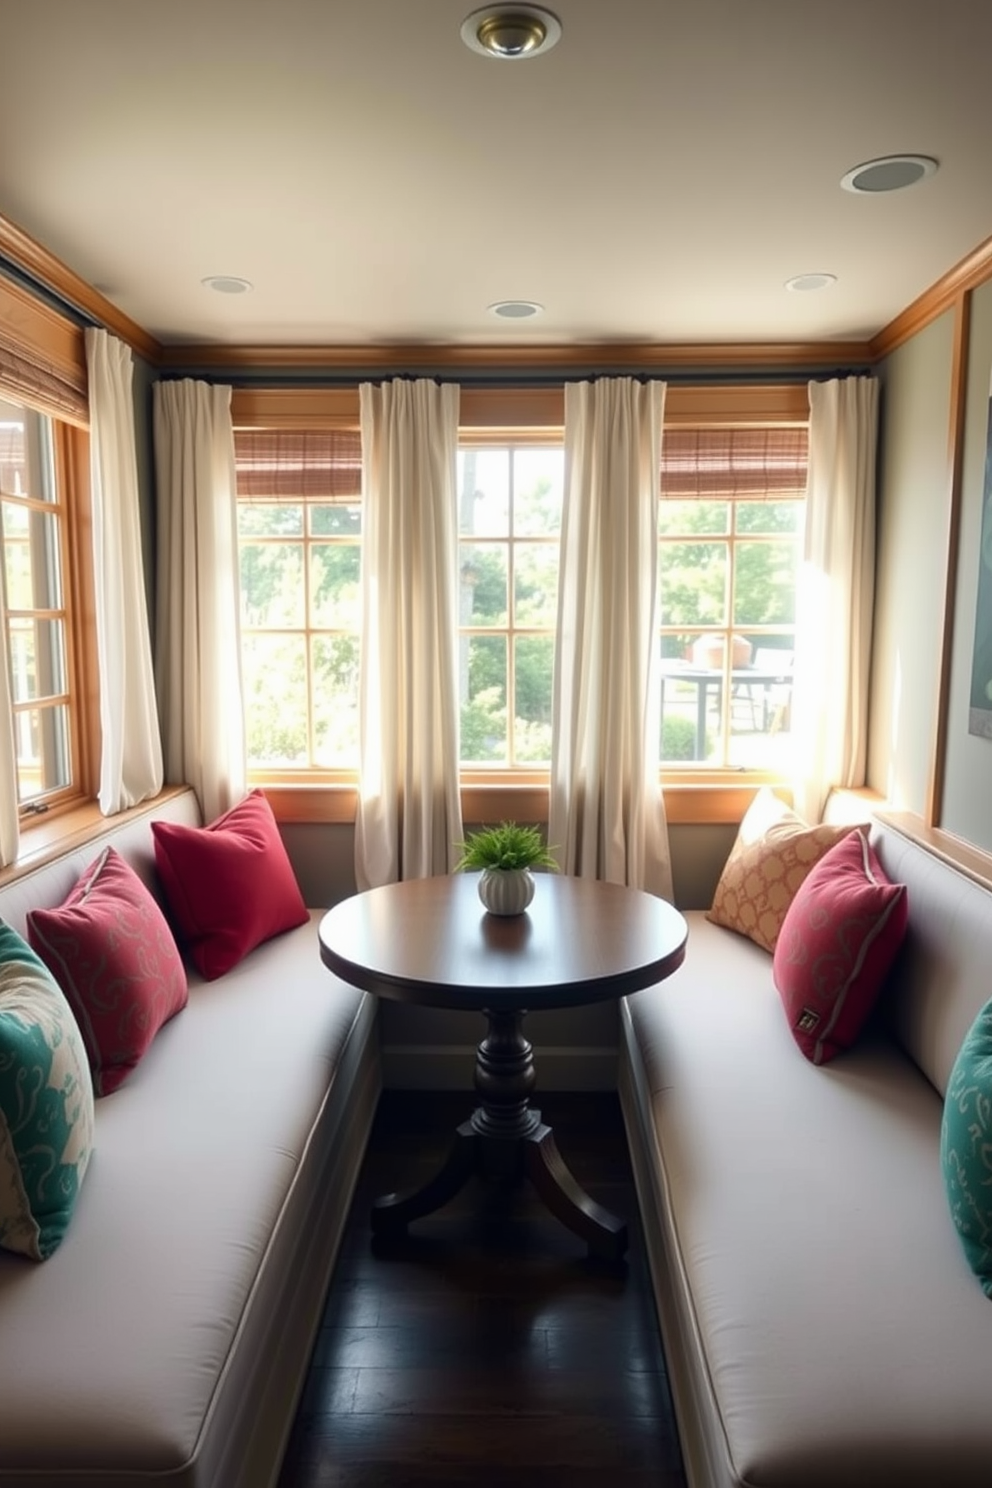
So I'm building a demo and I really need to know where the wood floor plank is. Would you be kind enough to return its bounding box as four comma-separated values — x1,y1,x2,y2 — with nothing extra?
277,1091,686,1488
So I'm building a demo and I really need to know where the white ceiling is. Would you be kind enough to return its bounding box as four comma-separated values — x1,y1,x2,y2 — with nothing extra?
2,0,992,350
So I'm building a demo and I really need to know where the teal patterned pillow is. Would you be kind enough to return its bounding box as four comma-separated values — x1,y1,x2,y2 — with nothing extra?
0,921,95,1260
941,998,992,1295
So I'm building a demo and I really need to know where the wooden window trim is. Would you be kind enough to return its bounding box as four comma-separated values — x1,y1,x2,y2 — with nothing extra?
235,381,811,806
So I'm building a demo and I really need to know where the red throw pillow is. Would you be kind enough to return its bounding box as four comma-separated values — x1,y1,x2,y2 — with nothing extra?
27,846,188,1095
151,789,309,981
772,829,908,1064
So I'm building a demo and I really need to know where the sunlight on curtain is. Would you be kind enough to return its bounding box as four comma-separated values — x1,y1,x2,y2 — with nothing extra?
355,379,463,888
792,375,879,823
550,378,673,898
152,379,245,823
85,328,163,814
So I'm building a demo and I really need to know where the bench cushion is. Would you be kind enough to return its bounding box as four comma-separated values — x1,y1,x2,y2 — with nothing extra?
623,908,992,1488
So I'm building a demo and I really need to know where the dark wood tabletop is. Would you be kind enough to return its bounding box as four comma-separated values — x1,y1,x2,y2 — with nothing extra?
318,871,688,1012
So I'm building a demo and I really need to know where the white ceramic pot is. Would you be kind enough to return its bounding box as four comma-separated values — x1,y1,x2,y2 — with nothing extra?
478,867,535,916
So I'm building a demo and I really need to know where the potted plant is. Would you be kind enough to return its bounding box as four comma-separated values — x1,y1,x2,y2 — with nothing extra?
455,821,558,916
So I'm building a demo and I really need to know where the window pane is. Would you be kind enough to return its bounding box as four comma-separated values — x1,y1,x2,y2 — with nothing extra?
659,541,728,628
0,402,56,503
458,449,509,536
3,506,62,610
9,617,66,703
15,703,70,799
0,404,26,497
727,642,795,770
310,544,361,628
237,503,303,538
660,657,716,764
659,500,728,537
313,636,360,767
460,634,507,763
460,544,508,627
242,633,308,766
310,503,361,536
514,635,554,763
513,449,563,536
735,499,803,535
239,543,304,627
514,543,558,626
733,540,799,627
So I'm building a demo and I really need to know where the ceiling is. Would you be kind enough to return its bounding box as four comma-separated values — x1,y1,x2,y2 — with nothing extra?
2,0,992,352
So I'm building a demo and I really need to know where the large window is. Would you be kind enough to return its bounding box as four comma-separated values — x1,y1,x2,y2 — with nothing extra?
234,398,808,792
235,429,363,774
457,444,563,768
0,396,78,809
658,426,808,770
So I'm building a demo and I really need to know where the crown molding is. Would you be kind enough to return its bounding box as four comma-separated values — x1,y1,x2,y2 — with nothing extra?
0,212,162,364
159,339,873,377
870,230,992,360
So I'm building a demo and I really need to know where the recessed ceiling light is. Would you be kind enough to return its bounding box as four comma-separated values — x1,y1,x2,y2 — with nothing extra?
461,6,561,58
785,273,837,293
488,299,544,318
201,275,253,294
840,155,938,194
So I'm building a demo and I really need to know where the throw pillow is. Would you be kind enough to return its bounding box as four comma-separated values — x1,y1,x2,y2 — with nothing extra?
708,787,864,953
27,847,188,1096
941,999,992,1296
772,829,908,1064
0,921,94,1260
151,789,309,981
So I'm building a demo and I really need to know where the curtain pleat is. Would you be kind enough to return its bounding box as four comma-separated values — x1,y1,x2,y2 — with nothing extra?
84,328,164,814
153,379,246,824
355,379,463,889
791,375,879,823
549,378,673,898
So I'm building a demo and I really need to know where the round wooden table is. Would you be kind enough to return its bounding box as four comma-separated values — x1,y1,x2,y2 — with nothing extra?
318,872,688,1260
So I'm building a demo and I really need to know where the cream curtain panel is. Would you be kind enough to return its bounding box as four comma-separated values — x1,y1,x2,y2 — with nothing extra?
152,379,246,824
84,328,164,815
0,556,18,867
355,379,463,890
792,375,879,824
549,378,673,899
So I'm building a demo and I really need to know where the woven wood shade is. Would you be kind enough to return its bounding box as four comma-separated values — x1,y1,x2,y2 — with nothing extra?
233,428,362,500
661,426,808,500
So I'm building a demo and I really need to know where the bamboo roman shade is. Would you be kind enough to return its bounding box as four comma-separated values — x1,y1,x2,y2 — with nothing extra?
660,426,808,500
0,275,88,425
233,428,362,500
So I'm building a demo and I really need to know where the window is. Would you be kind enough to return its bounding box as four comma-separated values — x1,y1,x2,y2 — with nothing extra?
234,428,363,774
658,426,808,770
0,396,80,810
457,444,564,768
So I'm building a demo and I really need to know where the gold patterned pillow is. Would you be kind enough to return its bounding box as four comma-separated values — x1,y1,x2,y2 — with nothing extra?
707,788,864,954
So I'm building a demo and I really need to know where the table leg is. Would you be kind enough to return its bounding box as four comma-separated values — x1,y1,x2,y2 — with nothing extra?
372,1119,478,1233
371,1008,628,1259
524,1122,628,1261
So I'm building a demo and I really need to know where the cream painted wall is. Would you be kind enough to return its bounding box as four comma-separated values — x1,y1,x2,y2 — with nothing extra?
870,311,955,812
939,278,992,846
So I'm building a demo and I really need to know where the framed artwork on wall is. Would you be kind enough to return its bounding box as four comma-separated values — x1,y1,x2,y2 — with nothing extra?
969,373,992,739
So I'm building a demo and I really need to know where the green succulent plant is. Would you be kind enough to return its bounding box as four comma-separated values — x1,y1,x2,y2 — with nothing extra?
455,821,559,873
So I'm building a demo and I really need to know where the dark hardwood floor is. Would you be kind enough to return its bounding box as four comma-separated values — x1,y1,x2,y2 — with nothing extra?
277,1089,688,1488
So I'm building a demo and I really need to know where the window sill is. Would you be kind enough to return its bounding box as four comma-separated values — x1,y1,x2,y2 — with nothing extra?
0,785,191,889
261,778,779,827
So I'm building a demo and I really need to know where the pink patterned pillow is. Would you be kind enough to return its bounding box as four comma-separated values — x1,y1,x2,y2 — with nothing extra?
772,829,908,1064
27,847,188,1095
